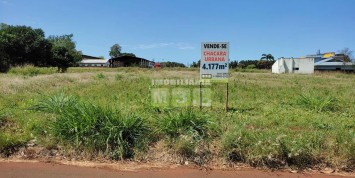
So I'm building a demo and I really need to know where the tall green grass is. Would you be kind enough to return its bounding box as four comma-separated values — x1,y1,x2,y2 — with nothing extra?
223,124,328,169
155,109,214,140
0,112,31,156
0,68,354,170
33,93,149,159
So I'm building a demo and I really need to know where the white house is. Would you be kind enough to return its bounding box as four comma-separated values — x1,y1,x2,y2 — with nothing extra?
79,55,109,67
272,58,314,74
272,51,354,74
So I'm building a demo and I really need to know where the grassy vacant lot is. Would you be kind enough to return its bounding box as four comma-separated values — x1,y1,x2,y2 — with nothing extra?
0,66,354,171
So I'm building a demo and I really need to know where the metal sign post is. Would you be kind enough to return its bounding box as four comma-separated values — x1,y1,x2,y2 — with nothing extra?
200,81,202,110
226,82,229,112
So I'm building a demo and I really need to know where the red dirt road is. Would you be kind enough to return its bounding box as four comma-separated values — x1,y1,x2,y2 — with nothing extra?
0,162,352,178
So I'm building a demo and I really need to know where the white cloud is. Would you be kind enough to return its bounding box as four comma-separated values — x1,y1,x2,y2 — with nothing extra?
137,43,171,49
176,43,195,50
128,42,195,50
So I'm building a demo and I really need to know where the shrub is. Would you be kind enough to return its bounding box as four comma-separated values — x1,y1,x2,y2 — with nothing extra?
237,60,274,69
246,64,256,69
256,60,274,69
8,65,57,76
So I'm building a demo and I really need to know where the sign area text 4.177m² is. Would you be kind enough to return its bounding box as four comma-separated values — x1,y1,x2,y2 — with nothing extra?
200,42,229,83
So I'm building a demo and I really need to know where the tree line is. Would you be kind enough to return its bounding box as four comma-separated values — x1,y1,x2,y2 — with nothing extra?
230,59,275,69
190,54,275,69
0,23,81,73
160,61,186,68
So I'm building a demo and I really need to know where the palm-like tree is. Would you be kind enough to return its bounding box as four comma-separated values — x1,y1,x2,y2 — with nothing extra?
260,54,275,61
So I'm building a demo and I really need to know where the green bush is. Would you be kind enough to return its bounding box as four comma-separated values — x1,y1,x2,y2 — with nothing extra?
238,60,274,69
246,64,256,69
8,65,57,76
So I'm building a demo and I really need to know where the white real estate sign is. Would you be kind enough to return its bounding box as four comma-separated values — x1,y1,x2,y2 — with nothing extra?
200,42,229,83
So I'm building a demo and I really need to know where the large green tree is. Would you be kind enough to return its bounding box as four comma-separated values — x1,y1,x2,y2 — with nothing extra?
190,60,200,68
48,34,82,72
229,60,238,69
109,44,121,58
0,23,52,72
120,52,136,57
0,24,11,72
0,40,10,72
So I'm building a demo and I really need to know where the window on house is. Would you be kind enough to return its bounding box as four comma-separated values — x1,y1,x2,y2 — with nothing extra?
293,68,299,70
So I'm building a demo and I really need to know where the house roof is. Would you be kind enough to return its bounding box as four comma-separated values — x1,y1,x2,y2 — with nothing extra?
79,59,109,64
110,56,153,63
82,54,102,59
314,57,353,66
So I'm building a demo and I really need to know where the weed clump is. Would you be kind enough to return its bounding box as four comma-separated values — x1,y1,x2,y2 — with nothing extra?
115,74,123,80
298,93,338,112
0,133,27,157
95,73,105,79
155,108,216,162
155,108,213,141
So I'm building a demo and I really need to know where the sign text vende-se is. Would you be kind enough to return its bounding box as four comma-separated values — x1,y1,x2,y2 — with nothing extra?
200,42,229,82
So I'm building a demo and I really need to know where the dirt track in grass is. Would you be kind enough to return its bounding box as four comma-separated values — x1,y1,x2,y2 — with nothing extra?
0,161,353,178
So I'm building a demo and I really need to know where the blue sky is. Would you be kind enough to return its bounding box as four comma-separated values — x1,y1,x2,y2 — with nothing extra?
1,0,355,65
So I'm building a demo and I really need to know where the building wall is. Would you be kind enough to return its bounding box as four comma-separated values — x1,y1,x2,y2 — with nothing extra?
315,62,354,71
79,63,109,67
272,58,314,74
272,59,287,74
294,58,314,74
